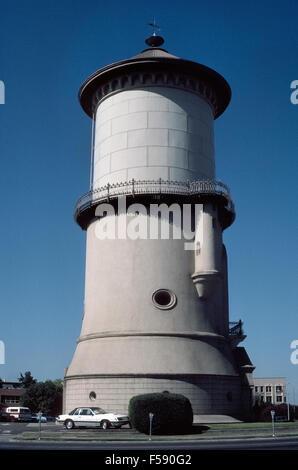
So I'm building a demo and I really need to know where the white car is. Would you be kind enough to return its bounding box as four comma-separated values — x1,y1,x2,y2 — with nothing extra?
56,407,130,430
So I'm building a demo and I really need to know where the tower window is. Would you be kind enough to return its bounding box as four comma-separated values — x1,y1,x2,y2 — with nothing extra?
152,289,177,310
89,391,96,401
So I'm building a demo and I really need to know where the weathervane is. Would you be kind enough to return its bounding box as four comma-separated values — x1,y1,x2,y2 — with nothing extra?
147,18,161,36
146,18,164,48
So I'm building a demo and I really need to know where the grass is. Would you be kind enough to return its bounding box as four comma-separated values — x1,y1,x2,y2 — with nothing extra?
207,421,298,430
15,421,298,442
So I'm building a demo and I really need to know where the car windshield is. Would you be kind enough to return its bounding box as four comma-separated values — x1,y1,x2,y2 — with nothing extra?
90,407,106,415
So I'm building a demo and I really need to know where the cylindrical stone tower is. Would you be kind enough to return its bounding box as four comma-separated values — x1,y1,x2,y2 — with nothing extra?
64,34,254,419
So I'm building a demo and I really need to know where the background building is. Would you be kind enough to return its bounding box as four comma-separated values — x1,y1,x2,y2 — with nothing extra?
253,378,287,405
0,382,25,408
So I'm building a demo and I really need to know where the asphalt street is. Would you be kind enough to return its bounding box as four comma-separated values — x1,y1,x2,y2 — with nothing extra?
0,422,298,451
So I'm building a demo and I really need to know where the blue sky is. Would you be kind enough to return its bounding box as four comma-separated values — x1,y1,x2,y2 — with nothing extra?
0,0,297,401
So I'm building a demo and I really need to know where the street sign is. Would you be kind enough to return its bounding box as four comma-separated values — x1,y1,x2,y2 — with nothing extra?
37,411,42,440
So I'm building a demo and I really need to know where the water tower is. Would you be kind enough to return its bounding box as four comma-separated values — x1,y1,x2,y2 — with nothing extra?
64,32,254,419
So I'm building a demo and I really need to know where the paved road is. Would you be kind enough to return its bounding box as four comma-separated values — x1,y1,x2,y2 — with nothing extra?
0,422,298,451
0,421,134,434
0,421,60,436
0,437,298,451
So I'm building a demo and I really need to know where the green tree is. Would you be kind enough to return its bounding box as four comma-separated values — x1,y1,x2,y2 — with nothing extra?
52,379,63,389
18,371,37,388
21,380,63,416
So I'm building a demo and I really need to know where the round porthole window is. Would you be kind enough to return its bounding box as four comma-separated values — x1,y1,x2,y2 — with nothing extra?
89,391,96,401
152,289,177,310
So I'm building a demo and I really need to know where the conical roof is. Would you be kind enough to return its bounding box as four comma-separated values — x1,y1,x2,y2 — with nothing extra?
130,47,179,60
79,36,231,119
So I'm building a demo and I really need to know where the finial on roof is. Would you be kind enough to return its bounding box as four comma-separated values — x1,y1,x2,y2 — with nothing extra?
146,18,164,48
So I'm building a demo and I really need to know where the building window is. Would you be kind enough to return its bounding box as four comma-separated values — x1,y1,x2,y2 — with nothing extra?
260,386,263,392
266,386,271,393
152,289,177,310
276,396,282,403
266,396,272,403
255,386,259,392
276,386,282,393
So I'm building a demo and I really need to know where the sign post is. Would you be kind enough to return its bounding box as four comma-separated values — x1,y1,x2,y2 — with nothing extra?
149,412,154,441
38,411,42,440
270,410,275,438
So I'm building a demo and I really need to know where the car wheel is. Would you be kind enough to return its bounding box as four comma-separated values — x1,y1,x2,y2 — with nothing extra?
101,420,110,430
65,420,75,430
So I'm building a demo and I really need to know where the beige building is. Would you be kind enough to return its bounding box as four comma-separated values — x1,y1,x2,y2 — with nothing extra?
253,378,287,405
64,33,255,419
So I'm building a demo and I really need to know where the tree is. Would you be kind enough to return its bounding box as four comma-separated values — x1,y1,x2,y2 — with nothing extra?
0,378,3,389
18,371,37,389
21,380,63,416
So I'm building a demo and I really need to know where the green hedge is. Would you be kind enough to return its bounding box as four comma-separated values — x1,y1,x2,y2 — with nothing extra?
128,392,193,435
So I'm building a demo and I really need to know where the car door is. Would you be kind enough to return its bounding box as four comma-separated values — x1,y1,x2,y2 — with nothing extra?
71,408,81,425
79,408,97,427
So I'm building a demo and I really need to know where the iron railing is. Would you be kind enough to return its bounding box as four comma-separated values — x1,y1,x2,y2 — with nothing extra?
229,320,244,337
74,178,234,219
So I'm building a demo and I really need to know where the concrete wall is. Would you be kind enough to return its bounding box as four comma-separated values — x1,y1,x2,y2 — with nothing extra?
64,375,242,416
93,87,215,188
78,207,228,340
66,205,237,379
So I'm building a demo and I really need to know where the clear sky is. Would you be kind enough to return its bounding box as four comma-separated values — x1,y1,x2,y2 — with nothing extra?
0,0,297,401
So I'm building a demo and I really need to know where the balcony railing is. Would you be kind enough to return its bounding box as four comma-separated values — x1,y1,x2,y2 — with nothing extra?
74,178,235,219
229,320,244,337
229,320,246,347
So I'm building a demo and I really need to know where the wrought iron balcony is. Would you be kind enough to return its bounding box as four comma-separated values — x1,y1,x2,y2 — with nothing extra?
74,178,235,227
229,320,246,348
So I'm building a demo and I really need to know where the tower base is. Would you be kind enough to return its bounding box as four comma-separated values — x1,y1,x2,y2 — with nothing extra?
63,373,251,420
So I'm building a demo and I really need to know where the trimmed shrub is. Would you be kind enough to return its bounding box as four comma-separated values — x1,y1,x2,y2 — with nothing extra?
128,392,193,435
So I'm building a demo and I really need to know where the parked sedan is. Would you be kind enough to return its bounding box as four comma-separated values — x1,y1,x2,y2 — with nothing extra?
56,407,130,430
